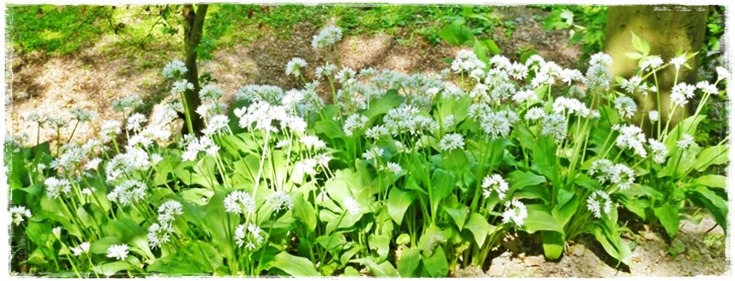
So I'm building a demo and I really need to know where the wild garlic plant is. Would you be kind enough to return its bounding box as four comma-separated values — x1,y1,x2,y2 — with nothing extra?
8,25,729,277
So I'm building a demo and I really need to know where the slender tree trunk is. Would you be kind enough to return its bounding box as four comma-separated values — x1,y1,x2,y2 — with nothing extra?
182,4,208,135
603,5,708,134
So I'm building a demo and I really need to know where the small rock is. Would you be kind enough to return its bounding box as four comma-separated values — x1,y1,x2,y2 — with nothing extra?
486,264,504,276
523,255,545,267
659,250,666,257
571,245,586,256
643,232,659,241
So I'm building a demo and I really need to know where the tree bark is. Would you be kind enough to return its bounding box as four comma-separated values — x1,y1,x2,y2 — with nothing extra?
182,4,208,135
603,5,708,133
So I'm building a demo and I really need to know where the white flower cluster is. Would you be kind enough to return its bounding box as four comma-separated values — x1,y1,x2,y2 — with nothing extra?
343,113,369,136
312,24,343,49
112,95,143,113
202,114,230,136
224,190,257,215
162,59,187,79
502,199,528,226
541,113,567,143
648,138,668,164
44,177,72,199
342,195,361,215
482,174,509,200
451,50,485,74
676,133,695,150
199,84,224,101
71,107,98,122
588,159,635,190
382,104,438,136
71,242,91,256
266,191,294,213
107,179,147,206
10,206,32,225
181,135,220,161
147,200,183,249
438,133,465,152
235,223,265,250
234,101,306,135
105,147,153,182
286,57,308,77
670,82,696,107
613,96,637,119
586,190,612,219
614,124,647,157
171,79,194,95
107,244,129,260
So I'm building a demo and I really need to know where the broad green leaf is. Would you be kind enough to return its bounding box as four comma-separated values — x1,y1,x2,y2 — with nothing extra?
147,252,200,274
430,169,456,216
352,258,399,277
316,233,347,253
465,212,491,247
653,204,680,238
630,32,650,55
694,175,727,189
418,224,447,255
592,219,632,266
422,246,449,277
688,186,728,233
438,22,473,46
542,231,564,260
191,241,224,273
181,188,213,206
369,234,391,262
397,247,421,277
443,206,469,230
387,188,415,225
364,89,405,120
694,145,728,172
522,206,564,234
552,194,578,226
292,192,317,232
508,171,547,192
94,261,136,277
90,236,123,254
270,252,321,276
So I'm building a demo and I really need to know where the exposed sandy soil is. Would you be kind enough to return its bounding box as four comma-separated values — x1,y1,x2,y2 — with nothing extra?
4,5,730,277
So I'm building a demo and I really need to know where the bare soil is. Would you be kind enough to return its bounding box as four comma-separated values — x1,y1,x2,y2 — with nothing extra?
5,5,730,277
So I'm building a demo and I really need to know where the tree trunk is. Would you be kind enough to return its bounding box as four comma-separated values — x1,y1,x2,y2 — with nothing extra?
603,5,708,133
182,4,208,135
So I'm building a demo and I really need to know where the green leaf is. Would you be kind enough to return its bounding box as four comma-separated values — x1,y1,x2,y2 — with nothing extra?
90,236,122,254
387,188,415,225
147,252,200,274
653,204,680,238
626,52,644,60
630,32,650,55
694,175,727,189
94,261,136,277
191,241,224,273
430,169,456,217
694,145,728,172
465,212,491,247
364,89,405,120
316,233,347,253
552,193,579,226
443,206,469,230
270,252,321,276
369,234,391,262
397,247,421,277
688,186,728,233
542,231,564,260
422,246,449,277
522,206,564,234
352,258,399,277
418,224,447,254
293,192,317,232
438,22,473,46
508,171,547,191
396,233,411,245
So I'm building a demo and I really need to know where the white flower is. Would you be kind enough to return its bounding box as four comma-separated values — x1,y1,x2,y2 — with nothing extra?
203,114,230,136
267,191,294,212
126,113,147,132
234,223,265,250
482,174,509,200
621,76,643,94
10,206,32,225
552,97,590,117
365,125,389,140
442,115,455,128
588,159,614,183
610,164,635,190
525,107,546,122
671,82,696,107
343,196,361,215
590,52,613,66
676,134,695,150
312,25,343,49
343,113,369,136
614,124,648,157
112,95,143,113
53,226,62,239
81,187,95,196
716,67,730,83
106,244,129,260
224,190,256,214
586,64,612,90
158,200,183,224
696,81,718,95
541,113,567,143
502,199,528,226
480,111,512,138
275,140,291,149
670,55,687,71
451,49,485,74
147,223,172,249
587,190,612,219
640,56,663,71
100,120,122,142
162,60,187,79
648,110,659,123
335,67,357,84
614,96,637,119
150,154,164,166
286,57,308,77
300,135,326,151
438,133,465,152
71,242,91,256
108,180,147,206
648,138,668,164
45,177,72,199
71,107,98,122
182,136,220,161
512,89,537,104
199,84,224,101
385,162,402,175
362,146,384,161
84,158,102,171
171,79,194,95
